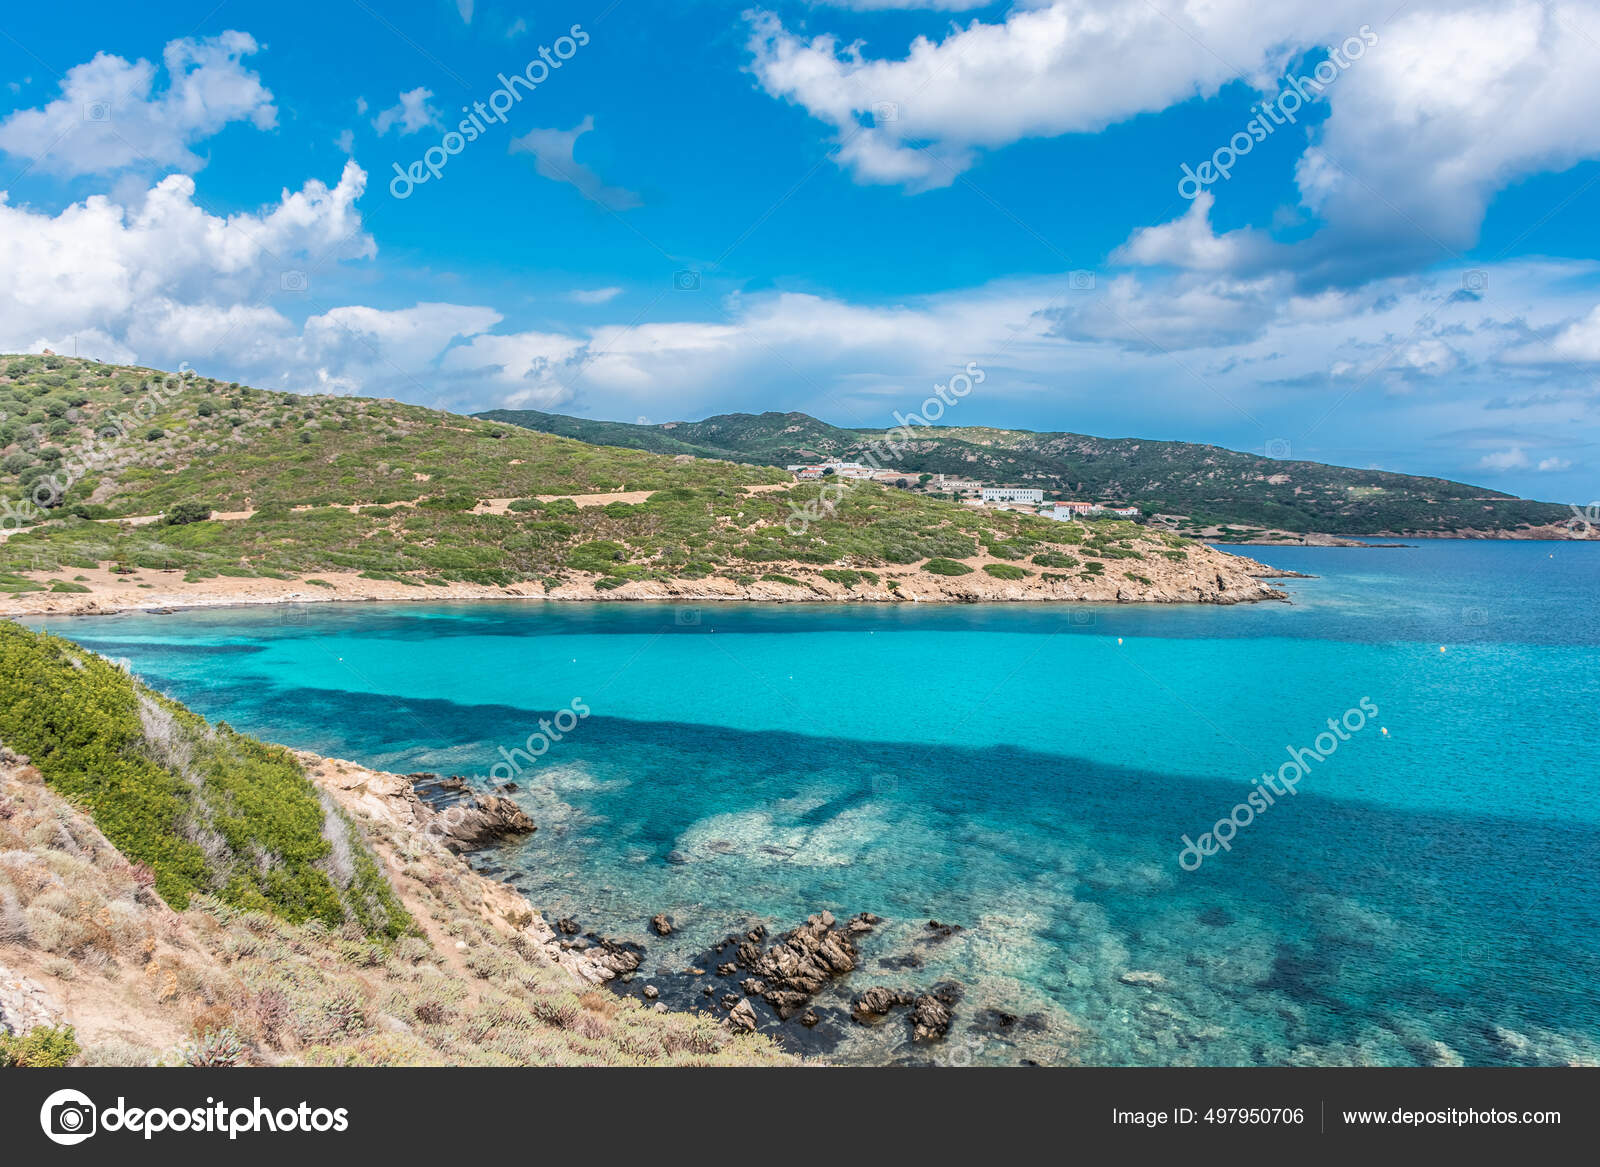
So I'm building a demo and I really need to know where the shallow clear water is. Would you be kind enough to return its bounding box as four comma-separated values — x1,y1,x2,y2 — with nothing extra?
26,541,1600,1065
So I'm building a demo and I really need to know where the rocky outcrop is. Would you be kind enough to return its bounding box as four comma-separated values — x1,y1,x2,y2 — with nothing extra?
297,752,612,986
725,910,878,1020
851,986,915,1022
651,913,673,936
0,964,63,1037
850,981,959,1041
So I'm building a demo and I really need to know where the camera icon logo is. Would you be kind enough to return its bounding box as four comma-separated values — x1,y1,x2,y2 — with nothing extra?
675,607,701,626
1462,269,1488,292
40,1088,97,1146
83,101,111,123
673,270,700,291
1068,609,1096,627
281,270,308,293
871,101,898,123
1068,269,1096,292
1265,437,1291,459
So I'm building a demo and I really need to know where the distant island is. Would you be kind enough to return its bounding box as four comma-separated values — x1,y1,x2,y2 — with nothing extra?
476,408,1578,541
0,355,1288,616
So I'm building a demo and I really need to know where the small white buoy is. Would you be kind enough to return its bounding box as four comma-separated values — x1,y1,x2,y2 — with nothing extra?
1117,637,1123,645
1380,727,1389,736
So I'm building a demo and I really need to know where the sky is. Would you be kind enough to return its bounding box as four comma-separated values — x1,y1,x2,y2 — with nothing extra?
1,0,1598,503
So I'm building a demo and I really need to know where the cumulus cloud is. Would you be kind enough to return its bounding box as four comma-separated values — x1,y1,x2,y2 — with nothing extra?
372,87,441,136
1477,447,1530,470
509,117,641,209
0,31,275,176
745,2,1354,190
1112,192,1276,275
749,1,1600,289
0,161,372,363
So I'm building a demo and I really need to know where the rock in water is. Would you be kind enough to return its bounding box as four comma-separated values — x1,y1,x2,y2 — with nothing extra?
851,985,914,1023
651,913,673,936
911,993,953,1041
734,911,878,1020
728,998,758,1033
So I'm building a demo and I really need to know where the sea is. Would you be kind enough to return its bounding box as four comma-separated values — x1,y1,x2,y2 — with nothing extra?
25,540,1600,1066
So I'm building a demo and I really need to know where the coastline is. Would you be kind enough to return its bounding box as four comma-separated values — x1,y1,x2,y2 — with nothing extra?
0,543,1290,618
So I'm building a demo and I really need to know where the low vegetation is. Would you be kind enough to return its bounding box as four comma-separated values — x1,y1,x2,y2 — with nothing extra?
479,407,1570,535
0,623,407,937
0,356,1187,593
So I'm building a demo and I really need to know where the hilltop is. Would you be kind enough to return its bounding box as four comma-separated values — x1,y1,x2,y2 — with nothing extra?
475,408,1574,539
0,354,1283,613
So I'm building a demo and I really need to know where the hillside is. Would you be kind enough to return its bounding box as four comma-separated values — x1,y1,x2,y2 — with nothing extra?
0,622,788,1067
0,354,1281,611
475,408,1573,537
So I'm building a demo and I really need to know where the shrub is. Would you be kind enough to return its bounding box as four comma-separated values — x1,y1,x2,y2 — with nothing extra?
0,1025,80,1067
180,1026,247,1068
161,502,212,527
0,625,410,940
1032,552,1079,569
983,563,1029,580
922,558,973,576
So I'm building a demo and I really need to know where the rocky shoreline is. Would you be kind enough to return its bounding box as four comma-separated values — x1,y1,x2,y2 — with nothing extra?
342,756,1053,1062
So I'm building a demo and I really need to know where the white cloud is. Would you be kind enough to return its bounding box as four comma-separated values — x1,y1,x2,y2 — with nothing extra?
745,2,1352,190
749,1,1600,288
0,31,276,177
568,287,623,304
1478,447,1530,470
0,162,373,364
1538,456,1573,471
372,87,441,136
1112,192,1275,274
509,117,641,209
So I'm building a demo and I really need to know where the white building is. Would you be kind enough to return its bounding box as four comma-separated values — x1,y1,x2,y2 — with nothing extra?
981,487,1044,503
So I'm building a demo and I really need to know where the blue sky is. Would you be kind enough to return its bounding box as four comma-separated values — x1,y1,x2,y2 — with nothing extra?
1,0,1598,503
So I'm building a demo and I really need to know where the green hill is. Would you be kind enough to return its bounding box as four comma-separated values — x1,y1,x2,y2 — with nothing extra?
475,408,1571,537
0,354,1189,593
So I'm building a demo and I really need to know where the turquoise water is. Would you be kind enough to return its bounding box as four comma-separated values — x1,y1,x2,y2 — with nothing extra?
26,541,1600,1065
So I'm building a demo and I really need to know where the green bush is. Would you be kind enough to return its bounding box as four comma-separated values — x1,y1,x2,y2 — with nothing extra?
922,557,973,576
0,1025,80,1067
0,624,410,940
983,563,1029,580
1032,552,1079,569
161,502,213,527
